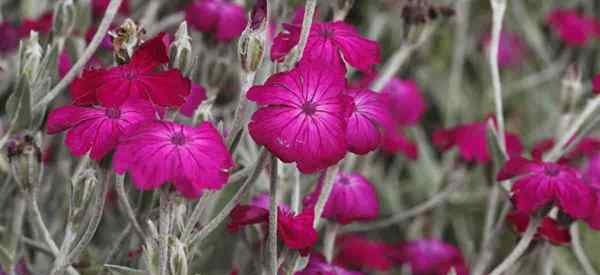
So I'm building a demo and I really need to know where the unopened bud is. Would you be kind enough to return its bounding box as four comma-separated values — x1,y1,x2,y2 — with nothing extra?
169,22,192,73
6,133,42,192
110,19,145,65
238,0,268,72
70,169,97,224
169,238,188,275
52,0,76,37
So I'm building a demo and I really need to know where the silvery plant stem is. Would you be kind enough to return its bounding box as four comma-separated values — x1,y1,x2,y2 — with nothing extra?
267,156,279,275
488,216,541,275
488,0,508,155
570,224,599,275
158,192,172,275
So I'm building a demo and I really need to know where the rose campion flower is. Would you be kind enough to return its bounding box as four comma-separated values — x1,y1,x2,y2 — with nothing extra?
113,120,234,198
47,99,158,160
180,84,208,117
531,137,600,164
346,88,393,154
547,9,599,46
17,12,52,38
334,235,393,271
381,79,426,126
482,31,527,68
92,0,130,17
247,62,352,173
304,172,379,224
506,211,571,245
381,128,418,159
497,157,594,219
71,32,191,108
185,0,247,42
296,254,363,275
433,120,523,163
0,22,18,53
271,21,381,74
391,239,469,275
228,204,318,252
59,51,72,78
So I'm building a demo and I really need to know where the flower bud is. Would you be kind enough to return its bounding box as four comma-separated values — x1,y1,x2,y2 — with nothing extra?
70,168,97,224
169,238,188,275
169,22,192,73
52,0,76,37
238,0,267,72
110,19,145,65
6,133,42,192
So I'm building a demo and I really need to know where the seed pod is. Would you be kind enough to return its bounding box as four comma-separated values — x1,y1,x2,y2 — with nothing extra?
169,22,192,73
238,0,268,72
6,133,42,192
52,0,76,37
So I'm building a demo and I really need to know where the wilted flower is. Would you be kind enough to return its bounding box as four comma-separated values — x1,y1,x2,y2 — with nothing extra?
482,31,527,68
381,79,426,127
113,121,234,198
180,84,208,117
506,211,571,245
296,254,363,275
547,9,600,46
71,32,192,107
271,21,380,74
304,172,379,224
334,235,394,271
228,204,318,253
185,0,247,42
433,120,523,163
346,88,392,154
47,99,158,160
391,239,469,275
247,62,351,173
497,157,594,219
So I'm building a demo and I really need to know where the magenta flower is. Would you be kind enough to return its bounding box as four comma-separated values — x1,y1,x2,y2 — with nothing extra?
180,84,208,117
249,192,291,212
497,157,594,219
532,137,600,163
304,172,379,224
583,155,600,230
506,211,571,245
113,121,234,199
47,99,158,161
185,0,247,42
593,73,600,95
381,128,418,159
0,22,18,53
296,254,363,275
482,31,527,68
380,79,426,127
547,9,599,46
247,62,352,173
346,88,392,154
17,12,52,38
334,235,393,271
59,51,72,79
433,120,523,163
391,239,469,275
228,204,318,252
71,32,191,108
92,0,130,17
271,21,381,74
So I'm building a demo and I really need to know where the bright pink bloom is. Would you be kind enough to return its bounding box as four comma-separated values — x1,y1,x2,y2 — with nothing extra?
271,22,381,74
497,157,594,219
583,155,600,230
228,204,318,252
296,254,363,275
71,33,191,107
391,239,469,275
113,121,234,199
334,235,393,271
92,0,130,17
433,120,523,163
17,13,52,37
547,9,599,46
0,22,18,53
185,0,247,42
59,51,72,78
47,99,158,160
180,84,208,117
346,88,392,154
380,79,426,127
482,31,527,68
593,74,600,95
304,172,379,224
506,211,571,245
381,128,418,159
247,62,351,173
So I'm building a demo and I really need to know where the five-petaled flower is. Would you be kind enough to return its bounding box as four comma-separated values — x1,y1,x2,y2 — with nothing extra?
113,120,234,199
345,88,393,154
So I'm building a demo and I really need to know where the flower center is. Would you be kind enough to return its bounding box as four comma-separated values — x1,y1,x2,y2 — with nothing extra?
105,108,121,118
122,69,138,80
170,132,186,145
320,26,335,38
301,102,318,115
338,176,352,185
544,165,560,177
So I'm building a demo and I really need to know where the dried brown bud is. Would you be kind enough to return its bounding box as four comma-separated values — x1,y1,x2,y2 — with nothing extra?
6,133,42,191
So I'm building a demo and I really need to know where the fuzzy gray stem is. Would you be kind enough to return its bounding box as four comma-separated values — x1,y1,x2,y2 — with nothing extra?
33,0,123,112
226,71,256,153
313,165,340,228
158,192,171,275
181,192,212,242
488,0,508,155
488,216,541,275
289,0,317,65
570,224,599,275
115,174,145,240
323,223,339,263
267,156,279,275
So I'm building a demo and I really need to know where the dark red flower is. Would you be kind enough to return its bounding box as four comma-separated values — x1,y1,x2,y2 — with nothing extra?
506,211,571,245
71,33,191,107
391,239,469,275
334,235,393,271
297,253,363,275
17,12,52,38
